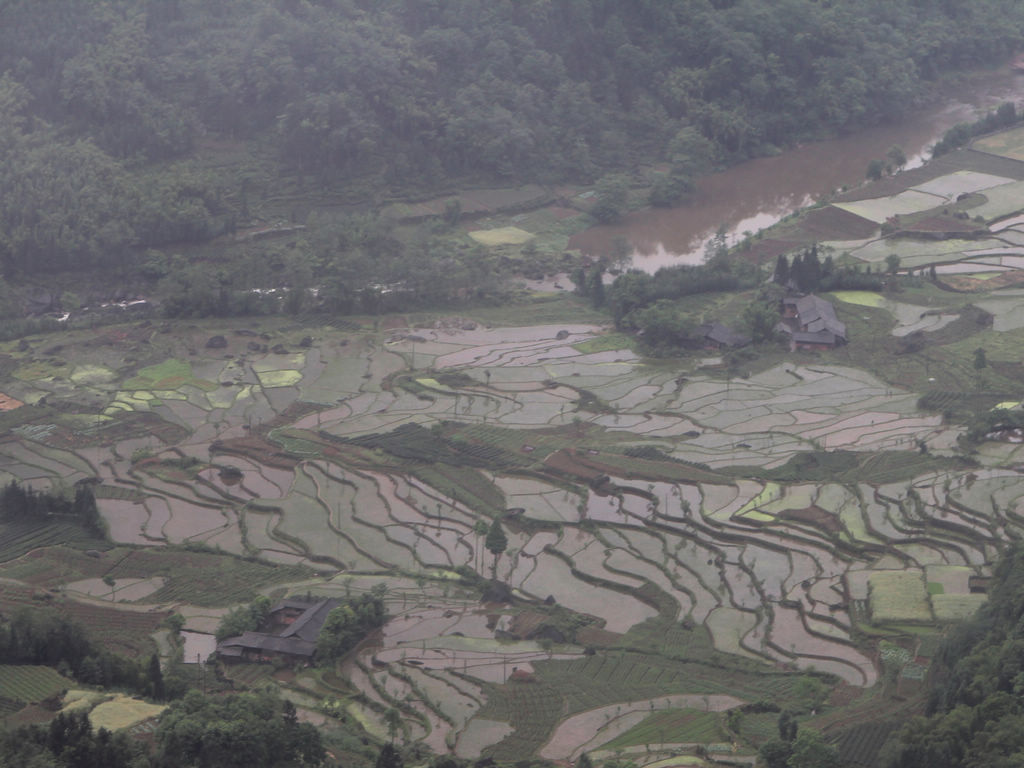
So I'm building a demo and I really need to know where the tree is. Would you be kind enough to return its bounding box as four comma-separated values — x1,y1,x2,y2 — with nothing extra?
629,300,694,352
886,145,907,173
787,728,839,768
377,741,403,768
383,709,403,746
744,299,780,344
316,595,387,664
886,254,901,275
147,653,165,701
773,254,790,286
473,519,490,572
571,266,588,296
779,710,799,743
72,486,102,536
485,519,508,577
1,709,143,768
588,266,606,307
648,171,693,207
156,688,323,767
974,347,987,370
215,595,272,641
759,738,793,768
591,175,629,223
442,199,462,228
866,158,885,181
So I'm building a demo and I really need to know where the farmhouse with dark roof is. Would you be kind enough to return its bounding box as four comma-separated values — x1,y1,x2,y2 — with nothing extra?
217,597,342,664
779,295,847,350
697,322,751,350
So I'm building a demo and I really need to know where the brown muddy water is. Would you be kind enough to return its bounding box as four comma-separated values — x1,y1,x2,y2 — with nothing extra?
569,67,1024,272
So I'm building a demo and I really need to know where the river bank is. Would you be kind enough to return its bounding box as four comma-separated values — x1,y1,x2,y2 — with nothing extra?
569,66,1024,272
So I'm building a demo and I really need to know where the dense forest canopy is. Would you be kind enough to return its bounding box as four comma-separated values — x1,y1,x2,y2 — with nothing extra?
2,0,1024,280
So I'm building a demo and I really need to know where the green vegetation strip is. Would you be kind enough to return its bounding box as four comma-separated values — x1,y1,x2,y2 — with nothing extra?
105,548,312,607
0,665,74,703
601,708,727,749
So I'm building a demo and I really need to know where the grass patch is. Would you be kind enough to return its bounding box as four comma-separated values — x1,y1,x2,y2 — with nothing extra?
478,651,794,762
468,227,535,246
731,450,960,485
931,593,987,622
105,548,312,607
868,571,932,623
123,359,192,390
973,125,1024,161
0,665,74,703
0,519,108,564
601,708,727,749
572,334,635,354
13,361,67,381
830,291,886,308
410,464,506,517
257,369,303,388
88,694,166,731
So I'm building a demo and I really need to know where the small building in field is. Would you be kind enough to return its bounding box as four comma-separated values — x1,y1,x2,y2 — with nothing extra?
697,322,751,350
793,330,842,351
780,294,847,349
217,597,342,664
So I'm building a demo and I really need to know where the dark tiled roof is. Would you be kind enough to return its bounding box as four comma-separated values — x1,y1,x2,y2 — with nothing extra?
281,599,341,641
795,295,846,340
272,598,318,612
217,598,343,659
793,331,839,346
218,631,317,658
698,322,751,348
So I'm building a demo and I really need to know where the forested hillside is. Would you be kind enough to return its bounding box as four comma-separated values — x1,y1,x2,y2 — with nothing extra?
886,544,1024,767
1,0,1024,280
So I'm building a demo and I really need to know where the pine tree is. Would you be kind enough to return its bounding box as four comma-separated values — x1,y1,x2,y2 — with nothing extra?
485,519,508,577
778,710,798,743
147,653,165,701
588,266,605,307
73,485,102,536
804,245,822,291
572,266,588,296
773,254,789,286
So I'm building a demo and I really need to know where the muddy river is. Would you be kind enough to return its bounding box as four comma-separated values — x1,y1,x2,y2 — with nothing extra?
569,67,1024,272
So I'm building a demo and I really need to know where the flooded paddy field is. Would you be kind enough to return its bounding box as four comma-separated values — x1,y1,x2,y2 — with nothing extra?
7,111,1024,766
0,277,1022,763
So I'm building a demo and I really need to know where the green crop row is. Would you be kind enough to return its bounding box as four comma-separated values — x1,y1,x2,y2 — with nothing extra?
0,664,72,703
0,519,104,564
602,708,726,750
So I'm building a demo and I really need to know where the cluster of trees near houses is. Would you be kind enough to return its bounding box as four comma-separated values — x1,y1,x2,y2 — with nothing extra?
772,246,885,294
594,241,887,354
1,0,1024,286
0,689,325,768
0,606,170,699
215,592,387,664
0,480,104,537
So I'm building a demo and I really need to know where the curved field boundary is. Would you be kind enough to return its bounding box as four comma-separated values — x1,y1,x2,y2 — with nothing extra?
538,693,745,760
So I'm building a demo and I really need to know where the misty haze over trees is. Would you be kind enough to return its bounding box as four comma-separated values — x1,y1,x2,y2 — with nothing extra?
1,0,1023,288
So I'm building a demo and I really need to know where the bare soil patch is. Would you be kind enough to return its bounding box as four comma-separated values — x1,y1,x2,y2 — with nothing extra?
214,435,299,469
778,505,844,535
799,206,878,240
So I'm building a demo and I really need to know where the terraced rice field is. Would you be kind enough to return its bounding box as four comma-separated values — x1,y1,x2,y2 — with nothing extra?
3,219,1024,763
